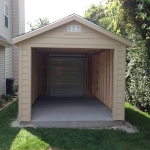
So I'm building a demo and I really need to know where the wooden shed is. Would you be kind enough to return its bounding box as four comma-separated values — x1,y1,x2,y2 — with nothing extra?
12,14,132,123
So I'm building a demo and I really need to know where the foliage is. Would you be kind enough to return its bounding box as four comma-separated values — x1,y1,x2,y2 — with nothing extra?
83,1,134,38
27,17,50,31
126,39,150,113
0,98,6,108
120,0,150,113
84,4,106,25
84,4,114,32
12,85,18,95
1,94,13,101
122,0,150,40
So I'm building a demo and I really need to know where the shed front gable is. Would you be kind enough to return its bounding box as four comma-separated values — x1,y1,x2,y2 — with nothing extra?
23,20,127,48
13,14,132,47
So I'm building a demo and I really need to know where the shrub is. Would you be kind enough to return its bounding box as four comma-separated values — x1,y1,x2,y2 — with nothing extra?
12,85,18,95
126,39,150,113
1,94,13,102
0,98,6,108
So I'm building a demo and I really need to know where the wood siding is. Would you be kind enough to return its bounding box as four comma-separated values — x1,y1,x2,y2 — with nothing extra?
24,21,125,48
31,49,42,104
86,54,92,95
18,21,126,121
19,43,31,121
41,53,48,95
115,46,126,120
92,50,113,109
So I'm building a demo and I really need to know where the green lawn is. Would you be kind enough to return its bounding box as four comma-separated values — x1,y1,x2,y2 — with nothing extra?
0,101,150,150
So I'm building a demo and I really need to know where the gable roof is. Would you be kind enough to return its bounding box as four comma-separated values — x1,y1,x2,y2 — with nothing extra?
12,14,132,47
0,36,11,47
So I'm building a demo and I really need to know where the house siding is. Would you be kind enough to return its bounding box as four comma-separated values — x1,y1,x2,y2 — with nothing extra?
0,0,24,93
0,0,12,42
12,0,25,85
19,0,25,34
5,47,13,78
0,0,13,82
0,46,5,95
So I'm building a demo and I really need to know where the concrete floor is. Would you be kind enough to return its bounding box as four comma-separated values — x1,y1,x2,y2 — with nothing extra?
31,97,122,128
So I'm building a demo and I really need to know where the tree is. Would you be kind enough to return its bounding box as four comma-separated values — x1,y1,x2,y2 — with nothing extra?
27,17,50,31
84,4,106,25
122,0,150,40
84,0,150,113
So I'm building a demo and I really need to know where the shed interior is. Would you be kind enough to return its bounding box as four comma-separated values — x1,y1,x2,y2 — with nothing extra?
31,48,113,111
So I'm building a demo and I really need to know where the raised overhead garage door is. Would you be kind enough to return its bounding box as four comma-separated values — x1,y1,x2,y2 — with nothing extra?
49,56,85,96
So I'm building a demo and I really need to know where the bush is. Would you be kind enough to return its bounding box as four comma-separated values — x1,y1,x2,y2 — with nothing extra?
0,98,6,108
12,85,18,95
1,94,13,102
126,39,150,113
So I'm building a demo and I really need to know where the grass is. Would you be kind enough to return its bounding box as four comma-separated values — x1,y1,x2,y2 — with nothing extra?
0,101,150,150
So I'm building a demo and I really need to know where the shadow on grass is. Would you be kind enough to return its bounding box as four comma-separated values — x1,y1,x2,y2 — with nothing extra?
125,103,150,132
0,100,21,150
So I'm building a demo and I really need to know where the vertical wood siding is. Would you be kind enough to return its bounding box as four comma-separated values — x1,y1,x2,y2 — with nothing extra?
86,54,92,95
41,53,48,95
0,47,5,95
31,49,42,104
92,50,113,110
91,48,125,120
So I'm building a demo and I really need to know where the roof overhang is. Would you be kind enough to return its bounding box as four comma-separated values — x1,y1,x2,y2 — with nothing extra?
0,36,12,47
12,14,132,47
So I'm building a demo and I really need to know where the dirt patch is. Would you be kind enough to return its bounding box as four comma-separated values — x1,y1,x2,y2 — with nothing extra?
11,119,139,133
110,121,139,133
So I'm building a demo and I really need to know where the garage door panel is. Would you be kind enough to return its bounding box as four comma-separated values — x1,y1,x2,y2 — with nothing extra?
49,56,84,96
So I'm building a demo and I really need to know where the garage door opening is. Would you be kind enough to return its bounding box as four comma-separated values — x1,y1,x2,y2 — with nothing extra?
31,48,113,110
30,48,114,127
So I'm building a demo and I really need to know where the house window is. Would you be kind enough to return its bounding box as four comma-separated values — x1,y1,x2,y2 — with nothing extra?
4,2,8,28
67,25,81,32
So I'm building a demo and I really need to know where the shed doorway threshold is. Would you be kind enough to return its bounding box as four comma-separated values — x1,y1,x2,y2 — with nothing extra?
31,96,122,128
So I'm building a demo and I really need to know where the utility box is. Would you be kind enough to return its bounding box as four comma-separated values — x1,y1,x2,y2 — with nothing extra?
6,78,14,95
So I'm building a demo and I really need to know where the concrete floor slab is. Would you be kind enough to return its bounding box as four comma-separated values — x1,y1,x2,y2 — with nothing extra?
31,97,122,128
